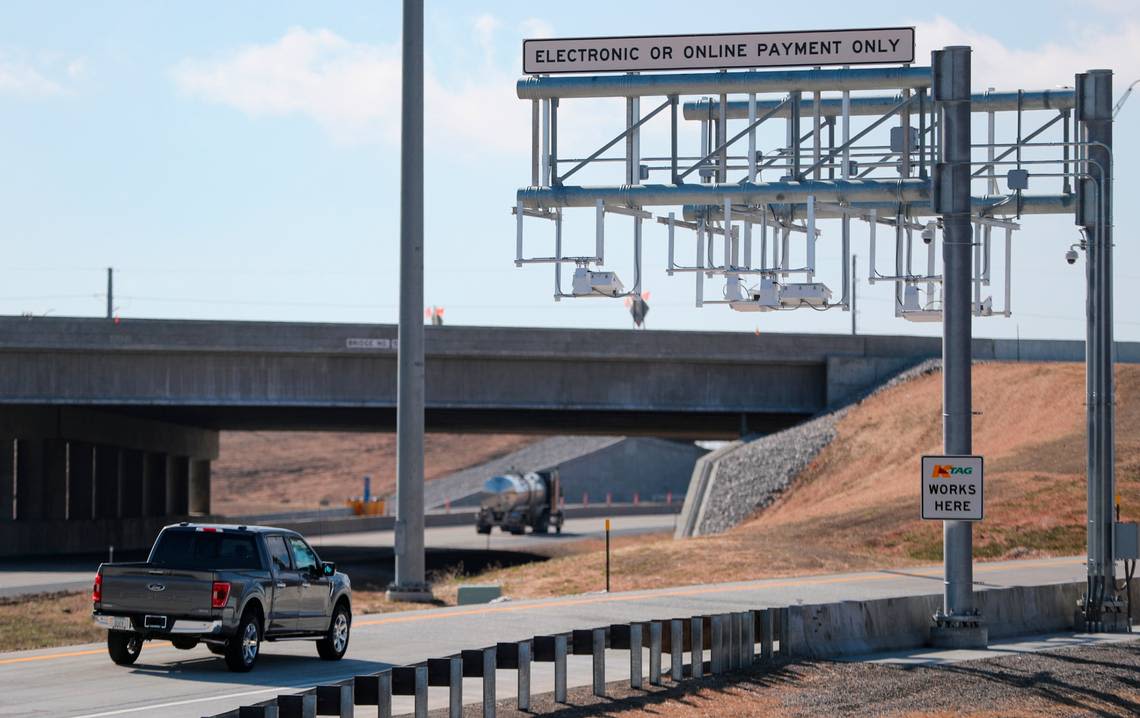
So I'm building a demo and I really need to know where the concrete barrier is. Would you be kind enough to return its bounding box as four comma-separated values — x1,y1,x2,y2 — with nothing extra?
785,582,1084,658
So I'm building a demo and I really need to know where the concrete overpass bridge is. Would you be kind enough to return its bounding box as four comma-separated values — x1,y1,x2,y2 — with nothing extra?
1,316,1133,555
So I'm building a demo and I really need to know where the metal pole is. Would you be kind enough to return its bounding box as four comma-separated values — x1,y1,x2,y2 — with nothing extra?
931,46,983,647
106,268,113,319
388,0,430,602
851,255,857,335
1077,69,1115,629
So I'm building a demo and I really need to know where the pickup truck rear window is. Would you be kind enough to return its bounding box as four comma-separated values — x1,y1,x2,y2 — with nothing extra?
149,530,263,571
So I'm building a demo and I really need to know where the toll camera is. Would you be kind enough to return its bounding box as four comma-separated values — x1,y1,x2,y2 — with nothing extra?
571,267,625,297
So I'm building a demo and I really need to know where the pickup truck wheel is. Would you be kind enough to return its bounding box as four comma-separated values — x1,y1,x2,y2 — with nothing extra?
316,604,351,660
224,612,261,672
107,631,142,666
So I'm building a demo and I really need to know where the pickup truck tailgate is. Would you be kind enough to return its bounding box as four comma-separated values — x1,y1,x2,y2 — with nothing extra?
101,565,215,616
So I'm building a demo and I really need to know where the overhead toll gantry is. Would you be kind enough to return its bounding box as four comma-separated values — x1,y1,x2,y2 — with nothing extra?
511,27,1126,643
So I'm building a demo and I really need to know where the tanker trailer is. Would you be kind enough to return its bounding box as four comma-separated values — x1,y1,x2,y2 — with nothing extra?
476,469,564,535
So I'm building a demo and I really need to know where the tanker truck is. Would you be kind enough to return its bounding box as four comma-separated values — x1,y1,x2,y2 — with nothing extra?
475,469,564,535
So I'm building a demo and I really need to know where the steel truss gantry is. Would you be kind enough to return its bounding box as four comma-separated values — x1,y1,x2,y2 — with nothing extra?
512,47,1118,638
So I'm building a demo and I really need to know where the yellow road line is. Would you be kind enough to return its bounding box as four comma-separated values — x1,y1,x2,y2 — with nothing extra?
0,641,172,666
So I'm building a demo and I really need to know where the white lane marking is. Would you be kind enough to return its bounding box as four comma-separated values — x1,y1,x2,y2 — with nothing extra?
67,682,315,718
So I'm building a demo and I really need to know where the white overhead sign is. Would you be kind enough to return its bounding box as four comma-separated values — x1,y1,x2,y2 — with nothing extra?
523,27,915,75
921,455,984,521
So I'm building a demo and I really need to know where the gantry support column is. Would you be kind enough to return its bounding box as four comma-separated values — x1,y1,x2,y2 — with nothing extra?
931,46,986,649
1076,69,1117,630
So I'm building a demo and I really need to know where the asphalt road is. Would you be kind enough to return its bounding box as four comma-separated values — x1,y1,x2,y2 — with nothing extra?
0,556,1086,717
0,515,676,599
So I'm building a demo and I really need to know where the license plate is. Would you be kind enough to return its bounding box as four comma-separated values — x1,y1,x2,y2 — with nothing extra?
144,615,167,629
95,615,131,630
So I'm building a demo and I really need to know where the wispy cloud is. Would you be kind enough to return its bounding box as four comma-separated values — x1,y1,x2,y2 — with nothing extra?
915,16,1140,91
0,51,85,97
170,22,554,153
171,28,404,144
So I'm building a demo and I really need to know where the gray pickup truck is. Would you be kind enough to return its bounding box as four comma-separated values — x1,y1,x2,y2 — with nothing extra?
92,523,352,672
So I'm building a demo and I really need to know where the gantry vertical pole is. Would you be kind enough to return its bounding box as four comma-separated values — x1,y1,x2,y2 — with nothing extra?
931,46,984,647
106,268,113,320
1077,69,1115,629
389,0,431,602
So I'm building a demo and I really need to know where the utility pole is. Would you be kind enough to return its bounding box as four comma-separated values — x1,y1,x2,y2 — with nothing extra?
1077,69,1116,630
931,46,985,648
106,267,113,320
388,0,431,602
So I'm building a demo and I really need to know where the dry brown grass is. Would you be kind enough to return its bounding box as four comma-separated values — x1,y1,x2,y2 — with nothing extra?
466,363,1140,598
0,591,104,651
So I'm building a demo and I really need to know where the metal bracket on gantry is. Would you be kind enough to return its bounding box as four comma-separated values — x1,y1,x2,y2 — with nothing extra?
513,199,646,300
862,208,1017,322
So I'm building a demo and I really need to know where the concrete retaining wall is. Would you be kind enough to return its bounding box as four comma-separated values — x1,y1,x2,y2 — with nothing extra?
785,581,1084,657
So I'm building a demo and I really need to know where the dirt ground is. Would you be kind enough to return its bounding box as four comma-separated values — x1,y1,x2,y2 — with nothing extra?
212,432,536,515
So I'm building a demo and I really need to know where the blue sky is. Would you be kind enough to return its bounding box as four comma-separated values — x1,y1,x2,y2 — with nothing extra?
1,1,1137,341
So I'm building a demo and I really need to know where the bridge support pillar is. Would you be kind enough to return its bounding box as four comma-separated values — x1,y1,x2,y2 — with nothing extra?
166,456,190,516
68,442,95,521
15,439,67,520
0,439,12,521
120,449,146,518
94,446,122,519
189,459,211,516
143,453,168,518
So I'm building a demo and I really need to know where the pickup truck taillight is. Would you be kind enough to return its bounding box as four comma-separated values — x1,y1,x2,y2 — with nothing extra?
211,581,231,609
92,572,102,603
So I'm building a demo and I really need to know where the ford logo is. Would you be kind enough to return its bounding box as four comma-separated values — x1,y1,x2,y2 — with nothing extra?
146,583,166,592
